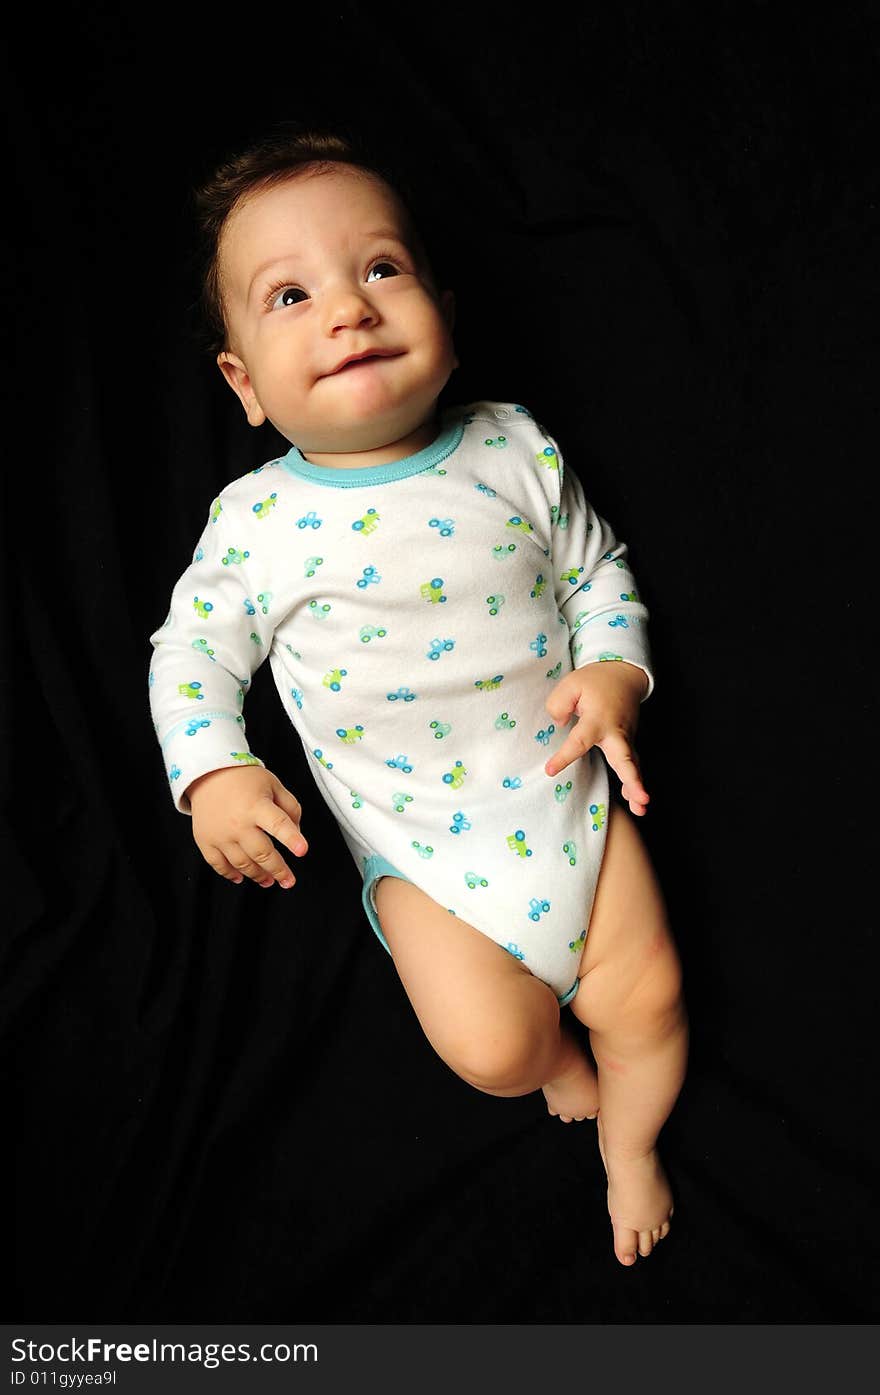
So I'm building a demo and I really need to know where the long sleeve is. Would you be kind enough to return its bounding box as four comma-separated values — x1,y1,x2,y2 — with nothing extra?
547,437,655,698
147,496,273,815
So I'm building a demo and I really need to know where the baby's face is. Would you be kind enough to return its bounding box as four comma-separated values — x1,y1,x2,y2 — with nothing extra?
217,165,458,459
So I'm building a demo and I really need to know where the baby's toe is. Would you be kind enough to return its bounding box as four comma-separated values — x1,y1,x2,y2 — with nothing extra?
638,1229,655,1257
612,1223,639,1266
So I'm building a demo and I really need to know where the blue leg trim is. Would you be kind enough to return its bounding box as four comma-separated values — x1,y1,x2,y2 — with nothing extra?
361,854,412,956
557,978,580,1007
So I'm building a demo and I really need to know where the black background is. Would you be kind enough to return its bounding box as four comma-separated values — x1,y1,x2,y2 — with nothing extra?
5,3,878,1322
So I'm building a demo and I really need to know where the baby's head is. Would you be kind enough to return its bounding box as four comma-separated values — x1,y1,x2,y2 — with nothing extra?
193,127,458,462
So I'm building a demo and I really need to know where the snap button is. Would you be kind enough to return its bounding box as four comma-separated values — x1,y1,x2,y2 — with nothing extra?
494,408,510,420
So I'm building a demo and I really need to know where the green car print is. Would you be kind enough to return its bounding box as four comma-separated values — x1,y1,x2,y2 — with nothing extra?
252,492,278,520
336,725,365,744
506,829,532,858
351,507,380,535
442,761,467,789
420,577,447,604
221,546,250,566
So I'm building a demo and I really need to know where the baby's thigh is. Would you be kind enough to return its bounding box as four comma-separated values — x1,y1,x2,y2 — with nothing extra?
571,802,683,1032
374,876,558,1086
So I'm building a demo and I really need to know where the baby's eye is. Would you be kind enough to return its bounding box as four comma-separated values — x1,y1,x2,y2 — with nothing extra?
269,285,306,310
366,260,401,282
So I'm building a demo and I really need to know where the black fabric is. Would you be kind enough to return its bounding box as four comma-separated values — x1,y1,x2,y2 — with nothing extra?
6,4,877,1322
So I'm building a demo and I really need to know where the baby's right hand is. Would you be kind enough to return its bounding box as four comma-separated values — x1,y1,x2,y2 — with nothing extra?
186,766,309,890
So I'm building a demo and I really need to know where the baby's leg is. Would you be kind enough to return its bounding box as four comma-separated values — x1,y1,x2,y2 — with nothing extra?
570,801,688,1266
374,876,594,1102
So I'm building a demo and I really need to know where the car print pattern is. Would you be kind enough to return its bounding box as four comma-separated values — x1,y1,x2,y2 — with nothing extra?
149,401,652,1000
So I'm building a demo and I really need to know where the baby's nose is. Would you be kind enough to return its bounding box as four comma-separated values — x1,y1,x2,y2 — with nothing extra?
327,289,379,335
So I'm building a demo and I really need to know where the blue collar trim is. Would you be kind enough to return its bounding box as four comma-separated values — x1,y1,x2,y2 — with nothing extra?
279,409,464,488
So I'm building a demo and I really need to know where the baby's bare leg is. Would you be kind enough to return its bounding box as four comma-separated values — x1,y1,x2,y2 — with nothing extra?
374,876,590,1098
570,802,688,1266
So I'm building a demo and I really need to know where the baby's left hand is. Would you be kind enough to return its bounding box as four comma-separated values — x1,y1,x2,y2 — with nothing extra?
543,663,650,816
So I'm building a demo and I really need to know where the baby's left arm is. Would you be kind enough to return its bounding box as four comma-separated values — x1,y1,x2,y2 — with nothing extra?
543,442,654,815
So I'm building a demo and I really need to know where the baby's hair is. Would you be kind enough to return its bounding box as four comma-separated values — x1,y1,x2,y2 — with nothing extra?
191,121,439,356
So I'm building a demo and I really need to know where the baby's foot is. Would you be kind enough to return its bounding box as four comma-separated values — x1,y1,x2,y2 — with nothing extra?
541,1040,599,1123
596,1113,674,1265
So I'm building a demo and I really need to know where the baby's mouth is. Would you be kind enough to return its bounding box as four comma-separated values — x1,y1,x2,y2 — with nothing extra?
331,352,404,374
337,356,380,370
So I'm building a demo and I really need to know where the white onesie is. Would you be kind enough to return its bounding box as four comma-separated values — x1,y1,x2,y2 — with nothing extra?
148,400,654,1005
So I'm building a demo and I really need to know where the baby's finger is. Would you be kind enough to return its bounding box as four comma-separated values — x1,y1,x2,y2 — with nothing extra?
544,718,599,777
600,730,650,811
258,794,308,857
624,768,650,812
237,833,296,889
204,848,246,885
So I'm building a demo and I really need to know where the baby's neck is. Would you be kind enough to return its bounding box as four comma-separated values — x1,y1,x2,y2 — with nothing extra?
298,417,440,470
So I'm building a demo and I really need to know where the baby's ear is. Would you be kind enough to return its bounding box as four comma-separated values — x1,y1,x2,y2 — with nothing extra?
216,351,267,427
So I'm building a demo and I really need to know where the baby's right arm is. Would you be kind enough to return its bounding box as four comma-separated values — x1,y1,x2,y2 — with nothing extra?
187,765,309,889
148,487,308,890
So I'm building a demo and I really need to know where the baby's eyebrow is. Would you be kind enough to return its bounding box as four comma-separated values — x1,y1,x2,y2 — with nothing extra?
362,228,409,244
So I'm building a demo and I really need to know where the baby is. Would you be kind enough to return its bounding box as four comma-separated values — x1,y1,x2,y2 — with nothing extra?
148,128,688,1268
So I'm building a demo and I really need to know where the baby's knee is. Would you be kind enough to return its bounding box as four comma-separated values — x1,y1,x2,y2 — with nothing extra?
449,980,560,1090
627,949,686,1030
574,931,685,1035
